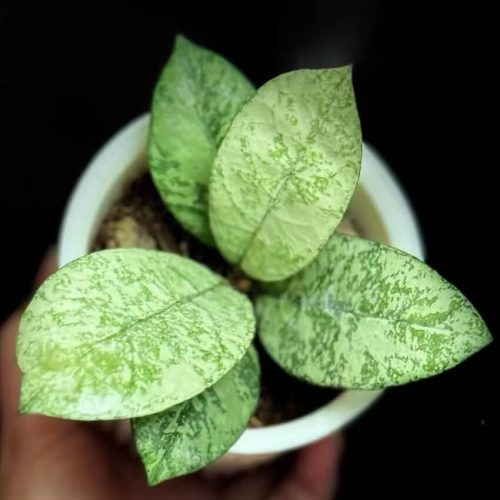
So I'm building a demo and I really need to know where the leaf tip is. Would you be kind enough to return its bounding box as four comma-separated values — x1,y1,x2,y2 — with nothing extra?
174,33,189,46
174,33,198,54
145,467,164,487
470,322,493,354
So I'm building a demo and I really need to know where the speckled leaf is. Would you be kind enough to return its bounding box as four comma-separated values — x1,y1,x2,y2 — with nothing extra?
209,68,361,281
17,249,255,420
132,346,260,485
148,35,255,245
257,234,491,389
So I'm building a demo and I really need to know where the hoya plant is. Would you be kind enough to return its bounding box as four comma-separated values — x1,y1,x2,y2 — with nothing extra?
17,36,491,485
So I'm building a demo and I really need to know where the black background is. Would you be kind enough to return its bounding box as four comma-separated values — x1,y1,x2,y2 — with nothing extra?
1,1,496,498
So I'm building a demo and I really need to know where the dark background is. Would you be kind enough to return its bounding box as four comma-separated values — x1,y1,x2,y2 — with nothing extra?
1,1,495,498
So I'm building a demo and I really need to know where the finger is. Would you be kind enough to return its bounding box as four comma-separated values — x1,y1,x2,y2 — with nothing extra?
1,311,96,449
0,310,23,434
0,248,128,499
32,248,58,288
0,250,57,433
271,434,344,500
1,250,73,457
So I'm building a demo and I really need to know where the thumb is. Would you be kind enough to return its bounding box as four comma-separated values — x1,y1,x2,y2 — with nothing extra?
0,249,57,437
32,247,58,289
0,250,121,500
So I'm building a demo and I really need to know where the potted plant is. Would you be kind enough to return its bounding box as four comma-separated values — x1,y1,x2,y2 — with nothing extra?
16,36,491,485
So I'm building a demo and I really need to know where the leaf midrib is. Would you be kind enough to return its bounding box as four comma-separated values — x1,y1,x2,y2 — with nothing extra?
235,104,331,266
263,292,453,335
45,281,225,364
147,399,194,481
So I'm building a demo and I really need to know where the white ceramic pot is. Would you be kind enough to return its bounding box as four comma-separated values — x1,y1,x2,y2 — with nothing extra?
58,113,425,471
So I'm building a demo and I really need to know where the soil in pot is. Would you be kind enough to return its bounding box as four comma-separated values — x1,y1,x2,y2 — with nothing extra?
92,171,375,426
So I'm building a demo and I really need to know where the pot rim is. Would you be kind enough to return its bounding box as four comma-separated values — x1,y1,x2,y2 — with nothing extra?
59,113,425,455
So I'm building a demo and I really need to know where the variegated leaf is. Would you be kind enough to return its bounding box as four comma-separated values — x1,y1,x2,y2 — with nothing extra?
17,249,255,419
148,35,255,245
132,347,260,485
209,68,361,281
257,234,491,389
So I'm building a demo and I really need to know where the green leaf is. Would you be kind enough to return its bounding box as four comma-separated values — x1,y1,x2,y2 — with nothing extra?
132,346,260,485
209,67,361,281
257,234,492,389
148,35,255,245
17,249,255,420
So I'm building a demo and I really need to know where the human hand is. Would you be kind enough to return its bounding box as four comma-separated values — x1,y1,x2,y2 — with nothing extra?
1,252,343,500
